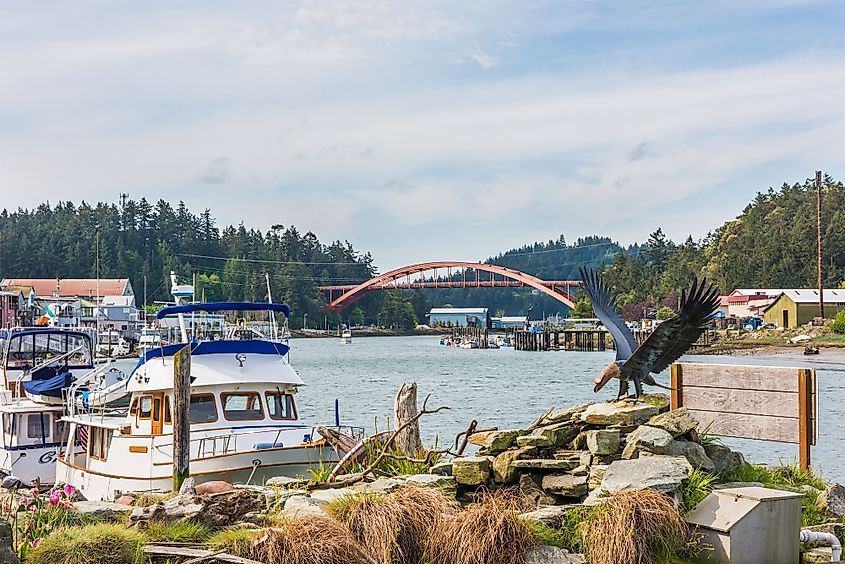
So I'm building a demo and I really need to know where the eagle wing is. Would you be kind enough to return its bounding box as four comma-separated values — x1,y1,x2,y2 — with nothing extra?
579,267,639,361
623,276,720,377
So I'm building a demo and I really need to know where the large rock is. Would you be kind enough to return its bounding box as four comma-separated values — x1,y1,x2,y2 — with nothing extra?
704,444,746,474
355,477,405,493
480,429,523,453
541,402,594,425
404,474,457,498
817,483,845,518
585,429,620,455
536,421,581,447
588,464,608,490
196,480,234,495
581,402,658,426
646,409,698,437
493,449,523,484
129,480,265,527
511,458,579,471
594,456,691,498
542,474,588,497
283,495,328,518
0,521,20,564
519,474,557,508
525,545,586,564
309,487,356,505
429,461,453,476
452,456,493,486
519,505,579,527
668,440,715,473
517,434,553,448
74,500,133,520
266,475,306,489
622,425,673,458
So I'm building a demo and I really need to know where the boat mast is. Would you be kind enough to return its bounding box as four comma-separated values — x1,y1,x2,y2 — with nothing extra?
170,271,189,343
266,272,277,341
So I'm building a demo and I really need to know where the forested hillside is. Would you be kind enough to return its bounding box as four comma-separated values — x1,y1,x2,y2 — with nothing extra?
0,199,380,328
2,175,842,327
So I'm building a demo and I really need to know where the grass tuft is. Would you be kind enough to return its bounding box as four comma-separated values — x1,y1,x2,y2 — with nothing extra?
25,522,145,564
132,491,177,507
208,527,263,559
142,520,213,543
427,488,536,564
255,514,374,564
680,468,718,513
581,489,693,564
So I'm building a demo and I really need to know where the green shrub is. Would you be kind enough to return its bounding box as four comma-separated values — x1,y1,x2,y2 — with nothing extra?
208,527,262,559
680,469,718,513
143,520,212,543
831,310,845,334
26,522,145,564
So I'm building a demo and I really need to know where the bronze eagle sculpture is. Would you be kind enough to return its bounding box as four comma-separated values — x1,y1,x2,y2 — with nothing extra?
578,267,720,400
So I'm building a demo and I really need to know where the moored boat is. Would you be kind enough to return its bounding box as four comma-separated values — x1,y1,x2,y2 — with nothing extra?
55,298,354,501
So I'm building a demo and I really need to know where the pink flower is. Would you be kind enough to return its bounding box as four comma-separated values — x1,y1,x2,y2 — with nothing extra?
63,484,76,498
30,488,39,497
32,538,42,550
20,498,30,508
48,490,61,505
60,501,72,511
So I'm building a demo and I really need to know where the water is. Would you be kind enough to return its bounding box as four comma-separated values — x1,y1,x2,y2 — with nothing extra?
116,336,845,481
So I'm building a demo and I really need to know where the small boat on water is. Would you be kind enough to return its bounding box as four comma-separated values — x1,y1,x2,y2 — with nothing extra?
137,327,166,357
96,329,130,358
339,329,352,345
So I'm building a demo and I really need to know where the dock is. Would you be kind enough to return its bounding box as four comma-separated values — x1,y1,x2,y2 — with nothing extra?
513,329,611,352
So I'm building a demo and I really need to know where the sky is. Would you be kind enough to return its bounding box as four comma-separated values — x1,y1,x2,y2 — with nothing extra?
1,1,844,271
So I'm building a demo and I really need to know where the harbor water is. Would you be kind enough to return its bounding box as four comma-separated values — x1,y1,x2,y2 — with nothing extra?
118,335,845,482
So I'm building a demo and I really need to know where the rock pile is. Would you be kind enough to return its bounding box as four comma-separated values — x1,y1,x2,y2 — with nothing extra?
443,396,746,507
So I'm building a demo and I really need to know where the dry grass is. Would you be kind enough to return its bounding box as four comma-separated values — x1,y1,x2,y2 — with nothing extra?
327,484,459,564
427,489,536,564
255,514,375,564
580,489,692,564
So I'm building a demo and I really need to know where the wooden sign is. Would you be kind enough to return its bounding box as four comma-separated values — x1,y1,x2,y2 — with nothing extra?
670,363,816,469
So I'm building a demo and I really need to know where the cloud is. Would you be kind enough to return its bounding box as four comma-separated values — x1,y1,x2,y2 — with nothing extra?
197,157,232,185
470,49,499,69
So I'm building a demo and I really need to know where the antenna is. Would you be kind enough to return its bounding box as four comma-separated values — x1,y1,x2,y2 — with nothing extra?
816,171,824,320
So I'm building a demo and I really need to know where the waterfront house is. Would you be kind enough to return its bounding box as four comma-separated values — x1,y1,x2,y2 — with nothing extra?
762,290,845,328
0,278,134,302
428,307,490,328
491,315,528,329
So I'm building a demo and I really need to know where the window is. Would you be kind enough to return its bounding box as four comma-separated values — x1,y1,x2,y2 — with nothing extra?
139,396,153,419
130,398,139,416
266,392,297,420
221,392,264,421
27,413,49,441
153,397,161,421
189,394,218,424
164,397,172,425
88,427,113,460
54,418,66,442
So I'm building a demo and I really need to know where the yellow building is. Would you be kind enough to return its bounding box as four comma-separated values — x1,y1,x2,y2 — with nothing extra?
762,290,845,328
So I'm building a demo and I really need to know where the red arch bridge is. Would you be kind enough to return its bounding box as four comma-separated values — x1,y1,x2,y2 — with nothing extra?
319,261,581,315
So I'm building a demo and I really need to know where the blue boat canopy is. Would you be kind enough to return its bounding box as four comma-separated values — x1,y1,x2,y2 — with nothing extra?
156,302,291,319
23,371,73,399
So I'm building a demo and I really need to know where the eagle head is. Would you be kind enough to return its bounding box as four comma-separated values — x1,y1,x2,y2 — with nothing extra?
594,362,621,393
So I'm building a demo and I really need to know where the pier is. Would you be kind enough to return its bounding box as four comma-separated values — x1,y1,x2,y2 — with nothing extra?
513,329,611,352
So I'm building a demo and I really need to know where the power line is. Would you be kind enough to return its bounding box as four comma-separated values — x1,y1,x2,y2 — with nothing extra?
178,252,366,266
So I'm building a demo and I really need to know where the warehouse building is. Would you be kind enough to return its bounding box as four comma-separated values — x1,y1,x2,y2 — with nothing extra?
762,290,845,329
427,307,490,328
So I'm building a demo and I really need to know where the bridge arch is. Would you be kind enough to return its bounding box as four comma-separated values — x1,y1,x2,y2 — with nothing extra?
323,261,579,314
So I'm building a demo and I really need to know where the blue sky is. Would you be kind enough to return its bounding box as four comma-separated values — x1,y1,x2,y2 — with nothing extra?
1,1,844,270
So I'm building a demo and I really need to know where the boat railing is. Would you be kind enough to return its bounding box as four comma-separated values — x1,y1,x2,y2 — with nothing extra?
63,362,130,419
151,424,366,461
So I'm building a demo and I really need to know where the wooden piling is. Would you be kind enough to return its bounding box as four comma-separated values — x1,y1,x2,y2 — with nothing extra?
173,344,191,492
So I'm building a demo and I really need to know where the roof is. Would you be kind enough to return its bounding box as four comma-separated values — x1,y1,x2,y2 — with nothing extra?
101,295,134,307
500,316,528,322
719,296,731,306
726,294,774,304
766,289,845,305
428,308,488,315
0,278,130,298
731,289,785,296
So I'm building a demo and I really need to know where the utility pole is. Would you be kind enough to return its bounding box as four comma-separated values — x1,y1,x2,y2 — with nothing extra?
816,171,824,320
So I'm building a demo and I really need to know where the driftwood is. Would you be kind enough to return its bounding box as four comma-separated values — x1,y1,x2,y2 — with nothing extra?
142,544,262,564
315,425,360,456
527,406,554,431
394,382,423,455
326,430,391,483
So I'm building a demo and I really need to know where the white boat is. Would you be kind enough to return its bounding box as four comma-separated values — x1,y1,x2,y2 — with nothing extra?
0,327,124,484
340,329,352,345
55,284,353,501
137,327,165,357
96,330,130,357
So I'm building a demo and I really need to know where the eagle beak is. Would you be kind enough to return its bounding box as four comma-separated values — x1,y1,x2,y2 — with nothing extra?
594,364,617,393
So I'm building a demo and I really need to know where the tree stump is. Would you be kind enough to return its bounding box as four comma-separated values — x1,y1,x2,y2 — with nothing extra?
394,382,423,455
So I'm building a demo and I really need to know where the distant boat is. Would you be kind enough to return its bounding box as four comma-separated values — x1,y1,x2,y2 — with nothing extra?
340,329,352,345
137,327,165,357
96,330,130,357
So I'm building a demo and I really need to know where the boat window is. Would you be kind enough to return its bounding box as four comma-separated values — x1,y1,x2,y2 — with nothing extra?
221,392,264,421
139,396,153,419
8,334,34,368
54,418,66,442
153,397,161,421
164,397,172,425
26,413,49,441
189,394,218,424
266,392,297,420
89,427,113,461
130,397,139,416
